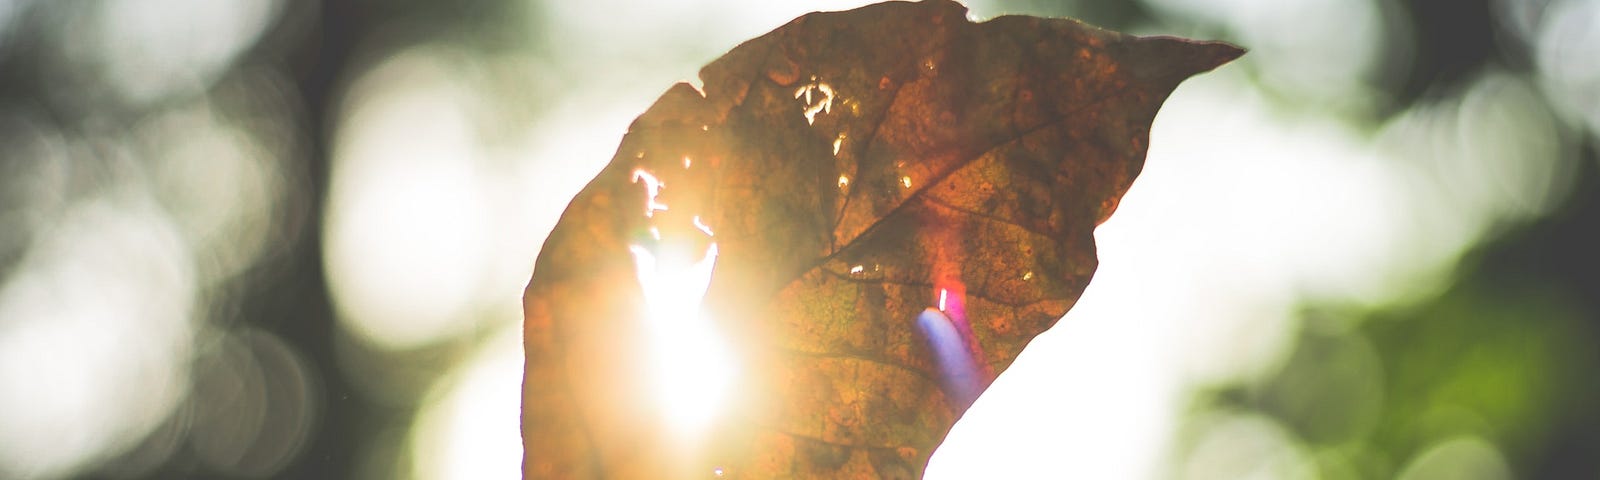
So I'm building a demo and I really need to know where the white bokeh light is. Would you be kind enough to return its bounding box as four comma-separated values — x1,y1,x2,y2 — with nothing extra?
1175,412,1317,480
325,48,498,351
410,329,524,480
1395,435,1512,480
71,0,281,105
1142,0,1391,110
1535,0,1600,136
0,197,195,479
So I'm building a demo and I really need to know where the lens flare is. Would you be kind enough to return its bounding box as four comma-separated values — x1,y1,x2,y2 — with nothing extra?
627,166,734,435
916,307,983,410
628,242,734,434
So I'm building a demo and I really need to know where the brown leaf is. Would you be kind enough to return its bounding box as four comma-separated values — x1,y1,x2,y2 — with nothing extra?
521,1,1241,478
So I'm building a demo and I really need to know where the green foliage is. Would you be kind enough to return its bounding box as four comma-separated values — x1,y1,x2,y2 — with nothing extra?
1197,278,1597,478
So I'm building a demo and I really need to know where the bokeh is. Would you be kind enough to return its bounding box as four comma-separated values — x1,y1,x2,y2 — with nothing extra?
0,0,1595,478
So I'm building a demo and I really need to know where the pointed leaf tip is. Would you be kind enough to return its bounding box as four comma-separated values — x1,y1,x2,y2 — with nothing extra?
1193,40,1247,71
1121,36,1247,85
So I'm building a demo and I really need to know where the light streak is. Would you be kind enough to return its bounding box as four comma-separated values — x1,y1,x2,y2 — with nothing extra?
632,169,668,217
692,216,714,237
915,308,983,410
794,76,836,125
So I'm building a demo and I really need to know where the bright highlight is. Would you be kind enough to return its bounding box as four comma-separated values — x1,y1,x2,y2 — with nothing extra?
915,308,983,410
627,166,735,436
628,243,736,434
632,169,669,217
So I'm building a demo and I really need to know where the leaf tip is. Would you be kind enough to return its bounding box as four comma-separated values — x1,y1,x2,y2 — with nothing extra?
1122,36,1246,85
1196,40,1247,70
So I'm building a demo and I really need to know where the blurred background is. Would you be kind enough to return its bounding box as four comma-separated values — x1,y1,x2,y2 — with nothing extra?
0,0,1595,478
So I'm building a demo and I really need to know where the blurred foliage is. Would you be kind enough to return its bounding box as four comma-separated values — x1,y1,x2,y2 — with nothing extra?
1200,276,1599,477
1194,165,1600,478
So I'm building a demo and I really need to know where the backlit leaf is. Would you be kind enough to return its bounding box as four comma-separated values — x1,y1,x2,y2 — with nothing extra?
522,1,1241,477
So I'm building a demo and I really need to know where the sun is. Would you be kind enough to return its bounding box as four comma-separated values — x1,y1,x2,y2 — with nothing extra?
627,167,737,436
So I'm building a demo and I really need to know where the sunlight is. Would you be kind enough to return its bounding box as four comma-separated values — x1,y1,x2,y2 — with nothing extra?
410,329,522,480
323,49,498,351
631,168,670,217
794,76,836,125
0,198,195,479
692,215,715,236
628,243,735,434
627,164,736,435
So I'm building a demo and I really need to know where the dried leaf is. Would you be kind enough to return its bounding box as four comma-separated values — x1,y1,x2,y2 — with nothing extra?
522,1,1241,478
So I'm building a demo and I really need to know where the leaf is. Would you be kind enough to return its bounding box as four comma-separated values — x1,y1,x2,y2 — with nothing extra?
521,1,1241,478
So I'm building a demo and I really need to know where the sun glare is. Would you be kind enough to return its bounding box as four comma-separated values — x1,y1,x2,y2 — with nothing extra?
628,243,735,434
626,167,736,436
